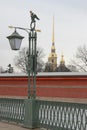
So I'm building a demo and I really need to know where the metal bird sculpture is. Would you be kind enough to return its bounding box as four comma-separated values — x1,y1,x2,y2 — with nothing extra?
30,11,40,23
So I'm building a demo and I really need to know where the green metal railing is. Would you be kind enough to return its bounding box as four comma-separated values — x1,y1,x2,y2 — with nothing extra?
0,98,87,130
0,98,25,123
37,100,87,130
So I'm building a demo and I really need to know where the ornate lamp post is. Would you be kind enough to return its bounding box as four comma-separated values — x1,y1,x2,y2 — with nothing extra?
7,11,40,99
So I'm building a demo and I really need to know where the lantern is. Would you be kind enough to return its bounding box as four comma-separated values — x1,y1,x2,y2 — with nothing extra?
7,29,24,50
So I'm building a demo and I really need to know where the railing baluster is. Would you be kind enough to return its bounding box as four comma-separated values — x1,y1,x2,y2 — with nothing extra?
0,98,87,130
0,98,25,123
37,100,87,130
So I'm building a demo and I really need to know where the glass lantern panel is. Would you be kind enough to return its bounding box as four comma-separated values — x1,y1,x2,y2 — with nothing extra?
9,38,22,50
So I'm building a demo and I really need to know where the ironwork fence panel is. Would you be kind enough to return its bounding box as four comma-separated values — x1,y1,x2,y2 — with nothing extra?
0,98,87,130
37,100,87,130
0,98,25,123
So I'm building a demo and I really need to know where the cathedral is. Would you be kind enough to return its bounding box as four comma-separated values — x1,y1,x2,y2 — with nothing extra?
48,17,57,71
45,17,71,72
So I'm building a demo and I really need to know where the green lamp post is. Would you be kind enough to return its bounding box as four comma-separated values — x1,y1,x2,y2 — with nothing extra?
7,11,40,99
7,11,40,128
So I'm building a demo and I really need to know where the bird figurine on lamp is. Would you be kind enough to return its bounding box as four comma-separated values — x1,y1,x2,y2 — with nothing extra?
30,10,40,22
30,11,40,31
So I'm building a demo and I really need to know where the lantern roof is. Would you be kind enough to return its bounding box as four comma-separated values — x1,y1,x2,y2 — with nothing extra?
7,30,24,39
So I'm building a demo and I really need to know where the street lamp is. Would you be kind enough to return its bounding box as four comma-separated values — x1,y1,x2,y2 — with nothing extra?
7,28,24,50
7,11,40,99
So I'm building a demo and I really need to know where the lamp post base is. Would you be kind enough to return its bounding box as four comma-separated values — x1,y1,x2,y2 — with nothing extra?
24,99,39,129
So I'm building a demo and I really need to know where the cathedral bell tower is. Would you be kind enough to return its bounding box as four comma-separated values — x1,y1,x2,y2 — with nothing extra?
48,16,57,71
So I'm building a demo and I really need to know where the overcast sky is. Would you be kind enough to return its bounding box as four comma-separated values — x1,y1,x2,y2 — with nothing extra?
0,0,87,71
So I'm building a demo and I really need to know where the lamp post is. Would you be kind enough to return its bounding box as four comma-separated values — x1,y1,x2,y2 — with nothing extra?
7,11,40,99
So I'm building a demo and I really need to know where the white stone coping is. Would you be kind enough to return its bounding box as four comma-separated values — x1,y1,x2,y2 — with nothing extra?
0,72,87,77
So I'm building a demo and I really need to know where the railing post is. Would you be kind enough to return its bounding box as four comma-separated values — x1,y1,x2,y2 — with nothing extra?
23,99,39,129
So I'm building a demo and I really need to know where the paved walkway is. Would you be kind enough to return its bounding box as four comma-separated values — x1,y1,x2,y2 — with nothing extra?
0,121,43,130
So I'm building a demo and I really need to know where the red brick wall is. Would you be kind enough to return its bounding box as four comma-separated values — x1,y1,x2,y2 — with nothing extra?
0,74,87,99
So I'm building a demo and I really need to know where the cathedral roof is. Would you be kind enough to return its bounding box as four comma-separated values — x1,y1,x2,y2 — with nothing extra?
56,55,71,72
56,64,71,72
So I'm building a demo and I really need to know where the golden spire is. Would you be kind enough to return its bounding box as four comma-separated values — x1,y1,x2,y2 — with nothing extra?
52,16,54,44
60,54,65,65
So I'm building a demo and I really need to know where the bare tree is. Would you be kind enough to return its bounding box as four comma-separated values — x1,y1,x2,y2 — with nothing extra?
14,47,45,73
44,62,53,72
67,65,78,72
71,44,87,72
